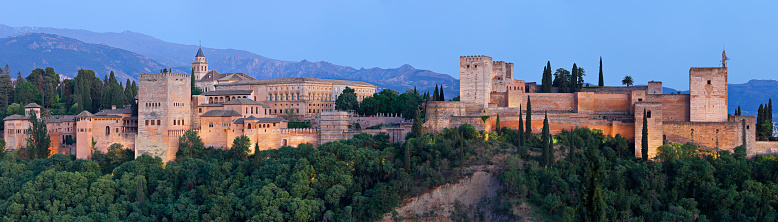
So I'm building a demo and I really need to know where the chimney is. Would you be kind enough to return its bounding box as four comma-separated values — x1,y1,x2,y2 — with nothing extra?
112,105,116,110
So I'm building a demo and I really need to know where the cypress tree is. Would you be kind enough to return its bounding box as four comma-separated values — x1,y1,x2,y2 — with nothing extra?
542,61,553,93
598,57,604,87
571,63,579,93
758,104,764,136
439,85,445,101
568,128,576,164
495,114,501,134
433,85,439,101
765,98,773,123
526,96,532,140
541,112,552,167
518,105,524,146
410,108,423,138
642,108,649,161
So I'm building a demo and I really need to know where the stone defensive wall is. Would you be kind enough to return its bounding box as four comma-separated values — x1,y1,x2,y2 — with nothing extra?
349,113,406,128
574,92,631,114
752,141,778,156
581,86,648,94
663,121,742,151
522,93,576,111
647,94,690,121
488,111,635,141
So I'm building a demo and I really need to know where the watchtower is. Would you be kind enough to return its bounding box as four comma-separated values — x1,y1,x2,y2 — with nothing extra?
460,55,493,112
136,73,192,162
689,58,728,122
192,47,209,80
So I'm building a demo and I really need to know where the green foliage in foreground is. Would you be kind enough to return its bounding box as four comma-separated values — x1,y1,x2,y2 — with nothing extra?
0,127,487,221
500,127,778,222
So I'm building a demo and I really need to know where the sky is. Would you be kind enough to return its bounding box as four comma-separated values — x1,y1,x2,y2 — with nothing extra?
1,0,776,90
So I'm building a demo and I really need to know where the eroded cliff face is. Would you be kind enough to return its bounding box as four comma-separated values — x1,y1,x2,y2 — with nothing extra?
381,170,508,222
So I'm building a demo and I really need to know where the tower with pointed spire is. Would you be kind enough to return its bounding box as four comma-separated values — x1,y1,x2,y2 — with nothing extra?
192,47,209,80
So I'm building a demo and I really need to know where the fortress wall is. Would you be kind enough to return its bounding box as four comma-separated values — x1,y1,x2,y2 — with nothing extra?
752,141,778,156
689,67,728,122
525,93,575,111
575,93,631,114
424,102,466,133
489,92,507,107
663,121,742,151
581,86,648,94
489,112,634,141
282,129,319,148
648,94,690,121
350,115,405,128
635,102,663,159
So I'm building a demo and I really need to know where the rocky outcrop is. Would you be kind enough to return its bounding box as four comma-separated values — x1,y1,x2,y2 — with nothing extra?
381,171,503,222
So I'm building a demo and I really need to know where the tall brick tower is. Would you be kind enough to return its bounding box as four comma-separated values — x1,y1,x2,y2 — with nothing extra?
136,73,192,162
460,55,493,112
689,52,728,122
192,47,208,80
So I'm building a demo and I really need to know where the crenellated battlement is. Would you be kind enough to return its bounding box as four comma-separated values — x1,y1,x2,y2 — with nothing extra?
492,61,513,66
139,73,191,81
460,55,493,65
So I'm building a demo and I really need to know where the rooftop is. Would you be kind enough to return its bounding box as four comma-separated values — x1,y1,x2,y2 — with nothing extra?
24,103,42,108
202,89,254,96
223,98,268,107
201,109,242,117
215,77,375,87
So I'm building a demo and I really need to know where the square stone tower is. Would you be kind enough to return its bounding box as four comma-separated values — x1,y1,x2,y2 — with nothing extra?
460,55,493,112
136,73,192,162
689,67,728,122
635,101,663,159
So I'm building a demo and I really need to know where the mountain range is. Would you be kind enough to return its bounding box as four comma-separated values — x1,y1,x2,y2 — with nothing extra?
0,24,459,97
1,24,776,117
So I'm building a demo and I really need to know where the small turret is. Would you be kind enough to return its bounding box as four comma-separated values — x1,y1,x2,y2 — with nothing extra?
192,46,209,80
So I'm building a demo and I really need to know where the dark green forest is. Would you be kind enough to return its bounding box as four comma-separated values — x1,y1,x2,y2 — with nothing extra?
499,126,778,221
0,65,139,130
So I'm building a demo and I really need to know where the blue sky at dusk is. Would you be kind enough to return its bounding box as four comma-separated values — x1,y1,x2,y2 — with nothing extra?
1,0,776,90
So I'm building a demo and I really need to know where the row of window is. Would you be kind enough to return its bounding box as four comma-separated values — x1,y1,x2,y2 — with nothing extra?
173,119,185,125
145,120,162,125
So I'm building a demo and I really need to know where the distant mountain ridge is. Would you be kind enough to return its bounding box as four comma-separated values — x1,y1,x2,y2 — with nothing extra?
0,33,164,80
0,24,459,96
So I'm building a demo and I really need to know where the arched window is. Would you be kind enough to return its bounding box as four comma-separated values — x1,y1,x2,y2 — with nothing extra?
248,123,252,129
106,126,110,136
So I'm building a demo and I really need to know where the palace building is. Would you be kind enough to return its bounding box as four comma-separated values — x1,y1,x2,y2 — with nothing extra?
4,48,411,162
425,51,778,158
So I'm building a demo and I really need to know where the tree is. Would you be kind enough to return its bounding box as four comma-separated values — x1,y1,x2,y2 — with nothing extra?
568,128,576,164
526,96,532,139
230,135,251,160
621,75,634,87
438,85,445,101
495,114,501,134
518,105,524,146
433,84,439,101
577,66,586,92
26,112,51,159
553,68,570,93
410,108,423,139
191,68,202,95
581,134,605,222
542,61,553,93
6,103,21,115
177,130,205,158
0,139,5,158
281,108,302,122
0,73,12,111
335,87,359,111
570,64,578,92
598,56,604,87
541,112,553,167
14,82,40,106
642,108,649,161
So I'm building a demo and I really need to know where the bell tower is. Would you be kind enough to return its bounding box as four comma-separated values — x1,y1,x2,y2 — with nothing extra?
192,46,209,80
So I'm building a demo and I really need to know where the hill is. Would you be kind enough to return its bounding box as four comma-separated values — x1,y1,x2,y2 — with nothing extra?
0,24,459,96
0,33,164,80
